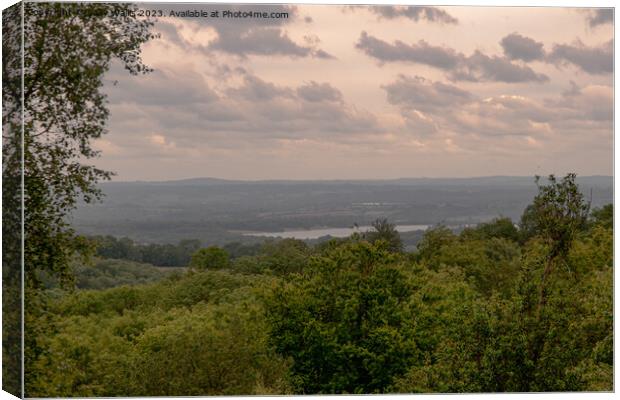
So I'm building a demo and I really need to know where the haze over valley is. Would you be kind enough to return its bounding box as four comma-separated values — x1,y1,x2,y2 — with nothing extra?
73,175,613,248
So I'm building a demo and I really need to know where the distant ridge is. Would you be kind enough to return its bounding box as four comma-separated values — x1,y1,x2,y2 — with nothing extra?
106,175,613,186
77,174,612,245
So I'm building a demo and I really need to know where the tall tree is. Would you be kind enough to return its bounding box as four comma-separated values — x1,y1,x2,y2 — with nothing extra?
520,174,590,308
3,2,155,288
2,4,25,395
2,2,155,395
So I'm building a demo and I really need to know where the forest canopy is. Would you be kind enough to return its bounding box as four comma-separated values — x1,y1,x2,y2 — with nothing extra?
26,175,613,395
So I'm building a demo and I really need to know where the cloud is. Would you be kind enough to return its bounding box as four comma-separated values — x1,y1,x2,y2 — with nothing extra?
356,31,461,69
447,96,555,138
150,134,174,148
357,32,548,83
153,5,331,59
105,64,219,106
210,26,313,57
153,21,187,48
368,6,458,24
359,31,610,81
226,75,293,101
586,9,613,27
548,39,613,74
452,51,549,83
381,77,553,142
297,81,343,102
500,32,613,76
500,33,545,61
382,75,472,112
105,66,382,153
398,109,440,136
382,75,551,138
313,49,336,59
381,74,611,144
545,81,613,122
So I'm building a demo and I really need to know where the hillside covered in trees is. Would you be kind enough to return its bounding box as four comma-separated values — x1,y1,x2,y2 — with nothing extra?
26,175,613,395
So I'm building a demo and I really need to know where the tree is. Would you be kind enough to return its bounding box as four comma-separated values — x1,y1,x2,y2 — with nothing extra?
462,217,519,242
589,204,612,230
2,2,156,288
190,247,231,270
415,225,456,263
520,174,590,308
364,218,403,253
487,173,600,391
256,238,309,275
2,3,155,395
3,5,28,394
265,241,416,393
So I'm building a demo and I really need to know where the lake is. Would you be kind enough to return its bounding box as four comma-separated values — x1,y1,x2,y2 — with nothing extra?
243,224,430,240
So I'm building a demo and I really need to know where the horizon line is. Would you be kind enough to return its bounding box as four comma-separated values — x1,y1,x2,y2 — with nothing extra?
105,174,614,184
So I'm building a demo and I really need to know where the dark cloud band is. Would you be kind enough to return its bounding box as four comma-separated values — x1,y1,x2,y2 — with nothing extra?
357,32,548,83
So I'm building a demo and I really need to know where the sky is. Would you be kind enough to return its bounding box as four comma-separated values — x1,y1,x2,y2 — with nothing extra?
95,4,614,181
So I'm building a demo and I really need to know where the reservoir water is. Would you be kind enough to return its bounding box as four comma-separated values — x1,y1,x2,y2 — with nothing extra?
243,224,430,240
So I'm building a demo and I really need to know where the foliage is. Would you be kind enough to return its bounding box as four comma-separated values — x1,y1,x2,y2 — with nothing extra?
231,238,310,275
520,174,590,256
23,176,613,395
391,266,492,393
364,218,404,253
265,241,417,393
2,3,155,395
415,225,457,262
27,271,290,396
57,270,272,317
74,259,180,290
130,302,291,395
91,235,201,267
419,234,521,297
2,5,24,394
190,246,231,270
590,204,612,230
223,241,263,258
521,174,591,310
4,1,155,289
461,217,520,242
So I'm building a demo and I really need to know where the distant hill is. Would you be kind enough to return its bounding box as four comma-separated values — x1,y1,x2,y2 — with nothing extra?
73,176,613,245
110,175,612,187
